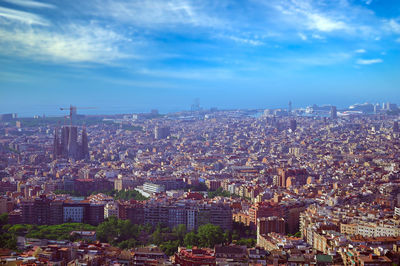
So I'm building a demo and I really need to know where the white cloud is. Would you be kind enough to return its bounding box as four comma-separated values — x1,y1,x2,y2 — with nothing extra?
356,58,382,65
388,19,400,33
227,35,264,46
355,49,366,53
312,34,324,39
364,0,373,5
0,24,131,64
298,32,307,40
306,13,347,32
0,6,49,25
3,0,55,9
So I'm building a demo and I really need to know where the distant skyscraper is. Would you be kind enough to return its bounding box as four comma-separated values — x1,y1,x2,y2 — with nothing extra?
154,126,170,139
53,125,89,160
191,98,201,112
394,121,399,133
288,101,292,114
289,119,297,132
330,106,337,119
374,104,379,114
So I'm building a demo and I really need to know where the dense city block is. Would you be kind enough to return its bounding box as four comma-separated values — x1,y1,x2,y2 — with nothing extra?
1,104,400,265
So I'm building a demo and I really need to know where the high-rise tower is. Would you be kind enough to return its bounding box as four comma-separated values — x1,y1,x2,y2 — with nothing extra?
81,126,89,159
67,126,78,158
289,119,297,132
53,125,89,160
330,106,337,120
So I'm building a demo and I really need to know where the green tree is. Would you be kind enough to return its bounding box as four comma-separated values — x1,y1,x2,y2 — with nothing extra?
151,226,163,246
208,188,231,198
114,190,148,201
8,224,29,235
197,224,224,248
223,230,231,244
0,213,8,227
0,213,17,250
160,240,179,256
173,224,187,245
236,238,256,247
97,217,142,247
0,233,17,250
183,231,199,247
118,239,138,249
232,230,240,241
97,217,120,243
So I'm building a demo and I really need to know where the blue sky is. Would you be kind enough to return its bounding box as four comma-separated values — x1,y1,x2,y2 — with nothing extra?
0,0,400,115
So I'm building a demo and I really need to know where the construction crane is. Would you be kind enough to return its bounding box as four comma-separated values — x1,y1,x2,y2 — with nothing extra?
59,105,96,125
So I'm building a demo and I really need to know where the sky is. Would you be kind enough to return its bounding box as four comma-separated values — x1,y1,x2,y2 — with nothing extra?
0,0,400,116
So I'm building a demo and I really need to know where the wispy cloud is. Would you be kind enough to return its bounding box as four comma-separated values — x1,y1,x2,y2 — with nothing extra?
91,0,225,29
226,35,264,46
269,0,349,33
356,58,382,65
3,0,55,9
355,49,366,53
311,34,324,39
0,6,49,25
298,32,307,41
257,0,398,41
386,19,400,33
306,13,347,32
0,24,132,63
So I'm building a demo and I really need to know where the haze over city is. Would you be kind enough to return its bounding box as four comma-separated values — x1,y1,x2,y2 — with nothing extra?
1,0,400,115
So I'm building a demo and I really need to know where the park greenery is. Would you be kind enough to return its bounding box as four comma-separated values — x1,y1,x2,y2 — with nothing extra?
97,219,256,255
8,223,96,241
0,213,17,250
53,189,148,201
207,187,232,198
54,190,85,197
111,190,148,201
96,217,242,256
0,213,256,256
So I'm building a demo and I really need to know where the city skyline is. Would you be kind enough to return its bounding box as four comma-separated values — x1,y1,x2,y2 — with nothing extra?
1,0,400,114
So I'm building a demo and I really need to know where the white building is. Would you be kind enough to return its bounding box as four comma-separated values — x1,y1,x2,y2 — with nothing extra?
143,182,165,193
